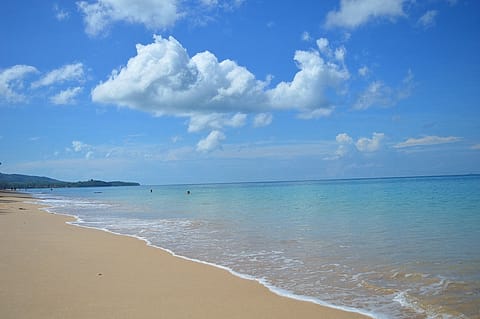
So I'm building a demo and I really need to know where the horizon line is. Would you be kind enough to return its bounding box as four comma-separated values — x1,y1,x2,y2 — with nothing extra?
145,173,480,187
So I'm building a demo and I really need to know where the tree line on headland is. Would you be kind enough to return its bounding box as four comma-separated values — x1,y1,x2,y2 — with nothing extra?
0,173,140,190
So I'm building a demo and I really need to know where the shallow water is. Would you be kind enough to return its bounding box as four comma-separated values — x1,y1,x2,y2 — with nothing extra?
31,175,480,318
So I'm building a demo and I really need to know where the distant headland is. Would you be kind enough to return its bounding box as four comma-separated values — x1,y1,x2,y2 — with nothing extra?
0,172,140,189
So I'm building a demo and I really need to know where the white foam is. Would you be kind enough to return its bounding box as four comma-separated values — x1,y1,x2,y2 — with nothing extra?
35,196,379,319
393,291,465,319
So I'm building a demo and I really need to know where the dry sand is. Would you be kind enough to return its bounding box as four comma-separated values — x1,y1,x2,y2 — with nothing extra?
0,191,370,319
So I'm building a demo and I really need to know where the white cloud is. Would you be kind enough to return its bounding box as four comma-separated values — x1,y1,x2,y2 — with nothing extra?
354,81,392,110
253,113,273,127
398,69,415,99
325,0,406,29
471,144,480,150
171,135,182,143
72,140,91,152
0,65,38,103
198,0,244,10
90,35,352,150
187,112,246,132
315,38,347,64
196,130,226,152
334,46,346,62
353,70,414,110
267,49,349,111
355,132,385,152
394,135,461,148
184,0,246,28
92,35,349,122
316,38,330,54
199,0,218,6
221,0,245,10
266,21,275,28
333,132,354,158
31,63,84,88
77,0,179,36
67,139,195,162
336,133,353,144
50,87,83,105
70,140,97,160
92,35,268,116
331,132,384,159
53,4,69,21
297,107,334,119
358,66,369,77
301,31,312,42
227,112,247,127
417,10,438,29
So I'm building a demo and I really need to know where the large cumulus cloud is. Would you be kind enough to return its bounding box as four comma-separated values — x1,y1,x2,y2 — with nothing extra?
92,35,269,116
91,35,349,151
92,35,349,120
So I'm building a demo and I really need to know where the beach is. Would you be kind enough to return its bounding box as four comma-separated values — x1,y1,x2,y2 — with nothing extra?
0,190,368,319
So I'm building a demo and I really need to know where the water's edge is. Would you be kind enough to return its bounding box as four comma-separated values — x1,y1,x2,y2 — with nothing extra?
33,198,378,319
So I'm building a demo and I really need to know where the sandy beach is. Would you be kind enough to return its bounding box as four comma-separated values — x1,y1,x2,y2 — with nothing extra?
0,191,369,319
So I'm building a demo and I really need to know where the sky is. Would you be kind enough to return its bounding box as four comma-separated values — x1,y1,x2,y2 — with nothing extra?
1,0,479,184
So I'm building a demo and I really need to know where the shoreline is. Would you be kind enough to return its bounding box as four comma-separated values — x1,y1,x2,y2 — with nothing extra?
53,208,375,319
1,190,371,319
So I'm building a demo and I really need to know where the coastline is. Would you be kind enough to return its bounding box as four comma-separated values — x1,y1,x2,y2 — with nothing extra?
0,191,370,319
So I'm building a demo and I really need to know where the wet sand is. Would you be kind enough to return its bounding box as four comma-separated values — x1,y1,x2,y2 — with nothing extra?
0,191,370,319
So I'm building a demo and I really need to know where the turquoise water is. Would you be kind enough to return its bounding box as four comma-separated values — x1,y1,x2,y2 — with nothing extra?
31,175,480,318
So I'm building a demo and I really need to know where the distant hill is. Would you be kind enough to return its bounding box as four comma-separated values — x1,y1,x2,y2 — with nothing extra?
0,173,140,189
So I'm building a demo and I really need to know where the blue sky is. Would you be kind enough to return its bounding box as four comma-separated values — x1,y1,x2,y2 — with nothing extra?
1,0,479,184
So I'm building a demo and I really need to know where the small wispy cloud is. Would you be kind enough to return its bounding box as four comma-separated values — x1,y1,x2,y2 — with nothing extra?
353,69,414,110
196,130,226,153
358,66,369,77
301,31,312,42
470,144,480,150
71,140,91,152
171,135,182,143
253,113,273,127
77,0,179,37
394,135,461,148
329,132,385,160
53,4,69,21
297,108,334,120
417,10,438,29
31,63,85,89
187,113,247,133
0,65,38,103
325,0,406,29
50,87,83,105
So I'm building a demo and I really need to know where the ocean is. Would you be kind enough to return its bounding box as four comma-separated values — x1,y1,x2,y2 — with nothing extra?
30,175,480,318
